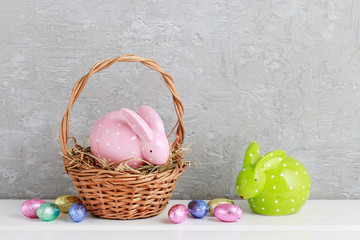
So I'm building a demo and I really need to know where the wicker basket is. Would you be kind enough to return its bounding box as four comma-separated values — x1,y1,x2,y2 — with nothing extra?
59,53,187,219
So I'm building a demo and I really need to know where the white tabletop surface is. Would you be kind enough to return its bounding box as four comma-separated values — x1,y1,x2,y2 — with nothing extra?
1,199,360,240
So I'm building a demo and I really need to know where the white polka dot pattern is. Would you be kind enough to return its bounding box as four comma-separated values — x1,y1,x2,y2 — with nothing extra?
247,157,311,215
89,106,170,169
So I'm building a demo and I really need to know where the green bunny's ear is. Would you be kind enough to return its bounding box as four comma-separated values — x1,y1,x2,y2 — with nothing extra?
243,141,261,167
255,150,286,172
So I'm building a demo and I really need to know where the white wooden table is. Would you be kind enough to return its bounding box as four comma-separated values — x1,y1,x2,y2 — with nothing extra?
1,200,359,240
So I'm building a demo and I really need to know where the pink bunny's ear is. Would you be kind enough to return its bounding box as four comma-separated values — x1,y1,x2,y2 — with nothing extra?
121,108,153,142
138,105,165,132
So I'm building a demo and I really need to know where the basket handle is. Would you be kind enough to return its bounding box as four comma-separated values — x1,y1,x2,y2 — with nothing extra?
59,53,184,171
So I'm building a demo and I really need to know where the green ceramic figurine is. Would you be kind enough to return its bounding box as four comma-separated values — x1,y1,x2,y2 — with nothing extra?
236,142,311,215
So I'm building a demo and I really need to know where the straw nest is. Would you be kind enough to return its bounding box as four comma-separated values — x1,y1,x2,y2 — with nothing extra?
61,137,194,175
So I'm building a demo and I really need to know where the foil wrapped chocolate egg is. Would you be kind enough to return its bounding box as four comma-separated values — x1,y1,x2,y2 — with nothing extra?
54,195,82,213
21,199,46,218
36,202,60,221
188,199,209,218
168,204,189,224
207,198,235,216
69,203,87,222
214,203,243,222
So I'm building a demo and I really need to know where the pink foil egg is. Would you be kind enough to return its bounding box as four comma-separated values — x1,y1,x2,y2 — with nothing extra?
214,203,243,222
168,204,189,224
21,199,46,218
90,105,170,169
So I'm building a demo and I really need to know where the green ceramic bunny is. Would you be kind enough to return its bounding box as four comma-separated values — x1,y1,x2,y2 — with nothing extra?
236,142,311,215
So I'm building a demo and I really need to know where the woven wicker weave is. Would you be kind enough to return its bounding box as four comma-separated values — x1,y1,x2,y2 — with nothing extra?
59,53,187,219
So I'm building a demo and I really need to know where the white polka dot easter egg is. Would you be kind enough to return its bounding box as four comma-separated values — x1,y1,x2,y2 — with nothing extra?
236,142,311,215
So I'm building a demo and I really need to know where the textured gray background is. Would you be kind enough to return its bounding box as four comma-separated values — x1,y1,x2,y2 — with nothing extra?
1,0,360,200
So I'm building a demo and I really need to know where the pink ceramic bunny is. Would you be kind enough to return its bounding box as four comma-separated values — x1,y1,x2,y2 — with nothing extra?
90,105,170,168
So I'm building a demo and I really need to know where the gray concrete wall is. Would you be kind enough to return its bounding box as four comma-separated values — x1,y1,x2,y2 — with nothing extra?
1,0,360,199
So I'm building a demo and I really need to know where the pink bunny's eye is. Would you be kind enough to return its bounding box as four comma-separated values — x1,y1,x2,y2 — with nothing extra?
150,150,153,153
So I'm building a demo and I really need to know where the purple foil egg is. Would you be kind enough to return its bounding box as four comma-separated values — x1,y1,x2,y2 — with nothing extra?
214,203,243,222
168,204,189,224
188,199,209,218
69,203,87,222
21,199,46,218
